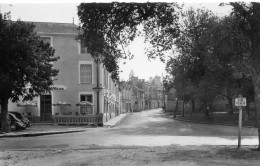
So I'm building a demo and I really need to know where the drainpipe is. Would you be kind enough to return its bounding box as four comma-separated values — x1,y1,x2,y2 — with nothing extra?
96,59,100,114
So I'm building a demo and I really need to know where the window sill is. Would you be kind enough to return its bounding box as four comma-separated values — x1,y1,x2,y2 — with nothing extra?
79,83,93,85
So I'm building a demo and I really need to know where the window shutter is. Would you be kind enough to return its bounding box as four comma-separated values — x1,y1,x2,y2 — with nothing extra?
80,42,87,54
80,64,92,84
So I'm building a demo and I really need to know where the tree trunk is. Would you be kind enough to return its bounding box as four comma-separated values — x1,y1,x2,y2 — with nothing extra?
252,72,260,149
227,97,234,115
245,101,250,121
191,99,195,116
182,99,184,117
174,98,178,118
0,98,10,133
204,101,209,119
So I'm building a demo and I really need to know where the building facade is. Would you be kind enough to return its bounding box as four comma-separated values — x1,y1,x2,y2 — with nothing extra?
132,86,145,112
119,81,133,113
7,22,121,125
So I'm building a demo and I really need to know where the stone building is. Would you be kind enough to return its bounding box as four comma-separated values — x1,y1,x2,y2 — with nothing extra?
7,22,121,125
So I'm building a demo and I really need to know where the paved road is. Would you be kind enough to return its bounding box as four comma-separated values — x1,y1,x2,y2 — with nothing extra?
0,109,258,150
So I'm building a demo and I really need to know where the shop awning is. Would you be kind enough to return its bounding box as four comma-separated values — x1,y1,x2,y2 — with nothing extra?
17,101,38,107
52,101,71,106
76,101,94,106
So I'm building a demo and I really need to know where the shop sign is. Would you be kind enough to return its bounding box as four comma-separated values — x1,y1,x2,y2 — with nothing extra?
51,85,67,91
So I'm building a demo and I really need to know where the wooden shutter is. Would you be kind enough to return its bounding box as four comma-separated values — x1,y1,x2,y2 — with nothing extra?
80,64,92,84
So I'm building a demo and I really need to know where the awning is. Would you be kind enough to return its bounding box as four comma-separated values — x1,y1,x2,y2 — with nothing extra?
52,101,71,106
76,101,94,106
17,101,38,107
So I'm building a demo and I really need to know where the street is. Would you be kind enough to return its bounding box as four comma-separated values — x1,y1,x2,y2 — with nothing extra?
0,109,259,166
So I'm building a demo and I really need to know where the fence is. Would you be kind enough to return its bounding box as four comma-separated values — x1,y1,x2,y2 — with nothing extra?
53,114,103,125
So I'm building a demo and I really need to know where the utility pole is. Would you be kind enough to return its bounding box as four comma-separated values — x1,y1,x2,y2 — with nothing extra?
93,56,103,115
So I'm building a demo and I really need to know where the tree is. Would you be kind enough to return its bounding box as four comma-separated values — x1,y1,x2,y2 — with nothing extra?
228,2,260,149
0,13,59,132
77,2,180,79
167,7,253,117
166,8,222,118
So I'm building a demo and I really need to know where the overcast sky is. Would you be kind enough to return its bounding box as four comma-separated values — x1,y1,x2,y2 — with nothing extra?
0,0,235,81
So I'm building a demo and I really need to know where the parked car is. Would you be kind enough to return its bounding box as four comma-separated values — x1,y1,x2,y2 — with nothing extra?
0,113,26,131
10,112,32,127
8,113,27,131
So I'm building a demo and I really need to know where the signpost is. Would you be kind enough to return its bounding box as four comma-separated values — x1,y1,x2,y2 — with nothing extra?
235,95,247,148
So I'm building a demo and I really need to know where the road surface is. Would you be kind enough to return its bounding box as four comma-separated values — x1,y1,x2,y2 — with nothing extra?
1,109,259,166
0,109,258,150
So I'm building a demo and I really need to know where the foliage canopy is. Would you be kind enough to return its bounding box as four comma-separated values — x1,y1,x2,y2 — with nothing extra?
77,2,180,79
0,13,59,132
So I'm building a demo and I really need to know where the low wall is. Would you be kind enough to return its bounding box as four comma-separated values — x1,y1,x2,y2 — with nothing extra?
53,114,103,125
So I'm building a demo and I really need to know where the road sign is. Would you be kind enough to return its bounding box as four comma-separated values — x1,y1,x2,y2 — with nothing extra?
235,95,246,148
235,97,246,107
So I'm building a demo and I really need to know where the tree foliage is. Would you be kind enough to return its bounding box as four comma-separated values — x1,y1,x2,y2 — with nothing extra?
229,2,260,149
0,13,59,132
77,2,180,79
165,7,254,116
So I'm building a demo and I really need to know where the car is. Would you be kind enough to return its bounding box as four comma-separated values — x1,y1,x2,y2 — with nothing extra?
8,113,27,131
10,112,32,127
0,113,27,131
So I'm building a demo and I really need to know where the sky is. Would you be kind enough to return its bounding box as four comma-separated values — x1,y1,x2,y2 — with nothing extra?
0,0,235,81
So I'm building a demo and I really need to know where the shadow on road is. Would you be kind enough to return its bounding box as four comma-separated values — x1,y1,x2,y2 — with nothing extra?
108,109,258,139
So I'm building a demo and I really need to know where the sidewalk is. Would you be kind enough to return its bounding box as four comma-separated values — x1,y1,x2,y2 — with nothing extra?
103,113,128,127
0,113,129,138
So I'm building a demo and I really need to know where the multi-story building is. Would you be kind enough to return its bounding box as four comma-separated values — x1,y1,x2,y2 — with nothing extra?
132,86,145,112
7,22,121,125
119,81,133,113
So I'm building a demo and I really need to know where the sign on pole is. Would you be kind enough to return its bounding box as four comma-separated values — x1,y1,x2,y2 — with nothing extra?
235,97,246,107
235,95,246,148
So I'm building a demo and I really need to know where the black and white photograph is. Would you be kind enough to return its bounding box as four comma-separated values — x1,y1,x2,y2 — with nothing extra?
0,0,260,165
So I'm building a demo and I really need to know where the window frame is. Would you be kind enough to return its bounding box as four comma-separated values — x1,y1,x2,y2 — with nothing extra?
40,36,53,47
78,92,94,115
78,40,87,54
78,61,94,84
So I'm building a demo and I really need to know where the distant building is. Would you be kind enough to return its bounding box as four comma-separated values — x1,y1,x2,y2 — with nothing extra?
132,86,145,112
119,81,133,113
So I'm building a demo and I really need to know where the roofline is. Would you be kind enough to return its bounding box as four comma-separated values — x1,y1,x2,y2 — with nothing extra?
37,32,78,35
28,21,78,26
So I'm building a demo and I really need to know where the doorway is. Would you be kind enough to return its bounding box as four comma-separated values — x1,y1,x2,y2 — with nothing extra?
40,94,52,122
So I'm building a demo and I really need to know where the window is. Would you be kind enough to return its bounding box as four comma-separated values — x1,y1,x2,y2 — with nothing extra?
80,94,93,103
80,41,87,54
80,64,92,84
80,94,93,114
40,36,52,46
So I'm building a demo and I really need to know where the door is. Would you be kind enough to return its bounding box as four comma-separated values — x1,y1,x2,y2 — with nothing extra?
40,95,52,122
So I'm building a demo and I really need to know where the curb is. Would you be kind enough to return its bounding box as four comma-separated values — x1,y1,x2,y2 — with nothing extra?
0,129,86,138
173,117,256,128
112,113,129,127
104,113,129,128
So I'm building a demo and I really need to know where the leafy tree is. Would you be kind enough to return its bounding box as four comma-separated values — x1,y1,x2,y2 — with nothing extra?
228,2,260,149
167,7,254,116
166,8,221,118
0,13,59,132
77,2,180,79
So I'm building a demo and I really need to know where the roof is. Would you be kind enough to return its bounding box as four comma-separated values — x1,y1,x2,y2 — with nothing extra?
30,22,78,34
